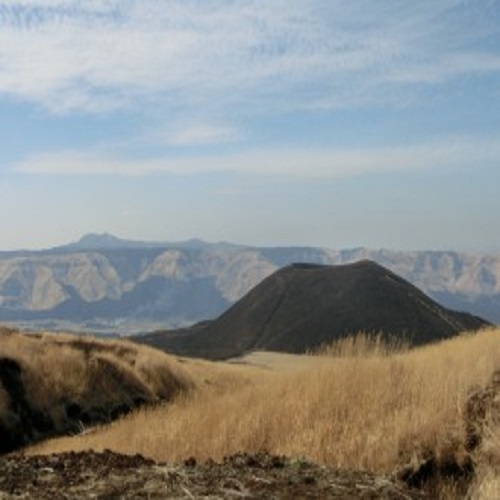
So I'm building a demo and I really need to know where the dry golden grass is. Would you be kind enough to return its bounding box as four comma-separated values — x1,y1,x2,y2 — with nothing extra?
26,327,500,485
313,331,409,357
0,327,197,437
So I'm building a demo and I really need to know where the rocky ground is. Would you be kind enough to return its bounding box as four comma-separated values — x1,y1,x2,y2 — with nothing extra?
0,450,424,499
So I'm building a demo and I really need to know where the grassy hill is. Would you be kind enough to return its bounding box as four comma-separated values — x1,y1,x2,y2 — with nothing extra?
0,327,197,453
21,327,500,497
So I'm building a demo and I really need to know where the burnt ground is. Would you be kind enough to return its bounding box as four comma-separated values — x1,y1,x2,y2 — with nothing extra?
0,450,424,499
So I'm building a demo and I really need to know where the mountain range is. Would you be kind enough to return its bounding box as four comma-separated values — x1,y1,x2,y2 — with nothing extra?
0,233,498,333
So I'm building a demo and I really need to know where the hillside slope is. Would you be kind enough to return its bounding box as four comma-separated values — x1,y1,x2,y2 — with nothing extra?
138,261,488,359
0,328,194,453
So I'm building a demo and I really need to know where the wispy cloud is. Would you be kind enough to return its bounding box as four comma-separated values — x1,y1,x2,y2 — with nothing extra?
158,123,242,147
12,135,500,178
0,1,499,115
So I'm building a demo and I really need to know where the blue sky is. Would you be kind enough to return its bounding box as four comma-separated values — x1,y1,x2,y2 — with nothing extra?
0,0,499,251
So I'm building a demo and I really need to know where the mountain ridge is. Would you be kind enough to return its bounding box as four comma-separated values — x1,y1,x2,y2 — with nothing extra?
60,233,242,252
0,234,498,332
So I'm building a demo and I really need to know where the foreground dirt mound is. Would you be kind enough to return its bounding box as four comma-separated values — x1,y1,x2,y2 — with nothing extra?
0,450,423,499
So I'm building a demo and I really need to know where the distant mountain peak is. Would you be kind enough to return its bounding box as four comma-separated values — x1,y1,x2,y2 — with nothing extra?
65,233,242,251
73,233,137,249
78,232,122,244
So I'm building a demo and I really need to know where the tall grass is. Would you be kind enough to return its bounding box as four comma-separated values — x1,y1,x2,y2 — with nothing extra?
313,331,409,357
0,328,195,433
27,328,500,482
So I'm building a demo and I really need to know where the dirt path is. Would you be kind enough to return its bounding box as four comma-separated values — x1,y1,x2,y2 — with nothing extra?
0,450,423,499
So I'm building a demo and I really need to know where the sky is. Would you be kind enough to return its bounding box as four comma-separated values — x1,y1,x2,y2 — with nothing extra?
0,0,499,252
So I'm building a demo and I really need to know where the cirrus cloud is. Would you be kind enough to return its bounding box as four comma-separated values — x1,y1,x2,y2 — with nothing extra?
12,135,500,179
0,1,499,115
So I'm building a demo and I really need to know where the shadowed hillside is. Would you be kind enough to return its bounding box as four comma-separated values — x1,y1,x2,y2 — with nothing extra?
137,260,488,359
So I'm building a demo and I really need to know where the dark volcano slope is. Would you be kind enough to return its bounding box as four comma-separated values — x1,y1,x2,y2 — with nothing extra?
138,260,489,359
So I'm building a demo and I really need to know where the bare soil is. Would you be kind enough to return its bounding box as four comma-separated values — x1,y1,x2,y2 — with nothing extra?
0,450,424,499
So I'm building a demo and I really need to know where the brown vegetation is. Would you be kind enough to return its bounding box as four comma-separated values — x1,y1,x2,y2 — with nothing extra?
24,327,500,497
0,327,195,452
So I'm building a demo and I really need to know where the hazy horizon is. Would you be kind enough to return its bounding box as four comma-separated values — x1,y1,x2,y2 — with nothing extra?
1,1,499,252
1,230,498,255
